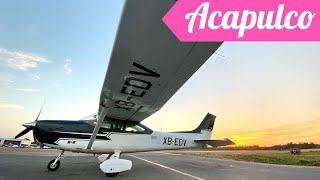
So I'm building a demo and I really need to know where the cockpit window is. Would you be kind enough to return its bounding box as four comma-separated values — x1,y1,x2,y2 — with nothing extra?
80,113,98,121
124,122,146,133
81,114,152,134
99,117,152,134
101,118,125,131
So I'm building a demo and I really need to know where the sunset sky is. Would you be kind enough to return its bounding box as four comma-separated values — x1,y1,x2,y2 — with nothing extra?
0,1,319,146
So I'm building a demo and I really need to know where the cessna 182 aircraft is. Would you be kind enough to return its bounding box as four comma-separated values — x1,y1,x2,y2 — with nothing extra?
15,0,234,177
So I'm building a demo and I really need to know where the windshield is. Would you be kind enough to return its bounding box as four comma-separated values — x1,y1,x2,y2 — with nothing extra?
80,113,98,120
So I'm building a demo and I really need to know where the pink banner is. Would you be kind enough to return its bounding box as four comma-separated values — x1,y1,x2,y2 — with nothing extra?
162,0,320,41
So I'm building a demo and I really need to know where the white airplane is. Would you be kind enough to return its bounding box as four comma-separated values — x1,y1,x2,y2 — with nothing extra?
14,0,234,177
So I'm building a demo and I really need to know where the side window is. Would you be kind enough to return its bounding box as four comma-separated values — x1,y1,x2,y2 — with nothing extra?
125,122,146,134
125,126,138,133
101,121,112,129
99,118,126,133
97,118,152,134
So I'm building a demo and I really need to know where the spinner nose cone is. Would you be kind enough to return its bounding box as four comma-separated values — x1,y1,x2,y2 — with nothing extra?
22,121,37,128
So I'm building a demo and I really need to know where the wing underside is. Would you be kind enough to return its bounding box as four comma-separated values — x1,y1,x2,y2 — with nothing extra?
99,0,223,122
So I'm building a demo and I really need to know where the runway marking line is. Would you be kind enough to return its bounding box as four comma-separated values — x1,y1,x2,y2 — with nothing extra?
130,155,205,180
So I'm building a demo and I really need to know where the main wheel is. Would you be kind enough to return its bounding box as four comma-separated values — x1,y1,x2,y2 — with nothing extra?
47,159,61,171
106,172,119,177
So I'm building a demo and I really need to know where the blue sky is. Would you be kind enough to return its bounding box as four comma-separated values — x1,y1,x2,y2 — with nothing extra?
0,0,123,117
0,1,319,145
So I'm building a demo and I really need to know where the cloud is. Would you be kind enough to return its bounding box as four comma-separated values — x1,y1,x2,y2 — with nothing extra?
0,72,15,83
64,59,72,75
231,119,320,146
15,88,40,92
0,48,48,71
31,74,41,80
0,103,24,110
52,80,64,88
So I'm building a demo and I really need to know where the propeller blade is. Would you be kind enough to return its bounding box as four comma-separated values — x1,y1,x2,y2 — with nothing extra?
32,128,38,144
35,99,46,121
15,127,33,139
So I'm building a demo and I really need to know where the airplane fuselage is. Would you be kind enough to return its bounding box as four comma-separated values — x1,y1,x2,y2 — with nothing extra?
34,120,209,154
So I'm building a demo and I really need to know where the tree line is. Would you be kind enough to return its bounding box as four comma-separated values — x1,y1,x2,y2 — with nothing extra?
215,142,320,150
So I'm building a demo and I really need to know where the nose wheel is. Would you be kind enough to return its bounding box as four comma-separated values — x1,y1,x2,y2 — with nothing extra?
47,159,61,171
47,150,64,171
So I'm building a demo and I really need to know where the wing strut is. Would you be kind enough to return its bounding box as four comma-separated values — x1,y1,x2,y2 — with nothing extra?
86,105,109,150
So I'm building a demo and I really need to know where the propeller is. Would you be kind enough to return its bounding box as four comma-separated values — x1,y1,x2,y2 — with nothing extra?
35,99,46,121
15,99,46,140
14,127,33,139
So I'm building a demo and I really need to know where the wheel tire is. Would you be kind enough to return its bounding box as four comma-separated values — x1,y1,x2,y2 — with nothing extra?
106,172,119,177
47,159,60,171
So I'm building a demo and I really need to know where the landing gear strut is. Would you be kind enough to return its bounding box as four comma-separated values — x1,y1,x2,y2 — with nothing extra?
47,150,64,171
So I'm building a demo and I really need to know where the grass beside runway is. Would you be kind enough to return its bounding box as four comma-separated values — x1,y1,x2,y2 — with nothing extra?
169,151,320,166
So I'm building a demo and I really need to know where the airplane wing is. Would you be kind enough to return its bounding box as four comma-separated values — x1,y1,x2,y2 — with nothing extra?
99,0,223,122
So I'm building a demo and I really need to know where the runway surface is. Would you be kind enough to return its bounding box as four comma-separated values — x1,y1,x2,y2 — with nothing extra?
0,148,319,180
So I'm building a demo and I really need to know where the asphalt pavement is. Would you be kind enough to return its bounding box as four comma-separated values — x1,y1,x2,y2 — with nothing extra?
0,148,319,180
